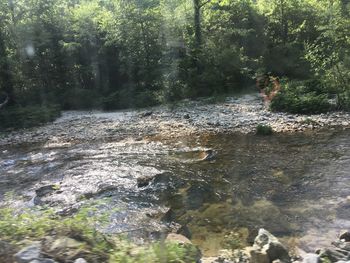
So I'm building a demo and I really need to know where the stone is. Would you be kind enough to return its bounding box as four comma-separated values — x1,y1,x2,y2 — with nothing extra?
302,253,320,263
74,258,88,263
332,240,350,251
140,111,153,118
166,233,192,245
199,150,216,161
0,240,16,262
35,185,58,197
166,233,201,262
15,243,41,263
253,229,291,263
49,237,82,252
318,248,348,262
339,231,350,242
137,175,154,188
29,259,58,263
47,237,86,262
184,114,190,119
249,247,269,263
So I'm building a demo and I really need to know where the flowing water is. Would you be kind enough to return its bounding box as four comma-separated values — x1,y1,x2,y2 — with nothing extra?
1,129,350,256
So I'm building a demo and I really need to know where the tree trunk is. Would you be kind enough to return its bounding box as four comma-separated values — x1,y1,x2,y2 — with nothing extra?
194,0,202,48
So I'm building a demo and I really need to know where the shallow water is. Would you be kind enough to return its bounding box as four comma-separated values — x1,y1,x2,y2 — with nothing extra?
1,129,350,255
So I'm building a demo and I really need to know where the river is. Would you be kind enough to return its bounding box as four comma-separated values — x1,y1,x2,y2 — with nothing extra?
1,129,350,256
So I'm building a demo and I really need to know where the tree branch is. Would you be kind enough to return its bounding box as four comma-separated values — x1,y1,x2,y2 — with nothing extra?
199,0,211,8
0,94,9,110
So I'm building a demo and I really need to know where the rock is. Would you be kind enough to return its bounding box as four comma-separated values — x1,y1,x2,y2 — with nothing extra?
253,228,291,263
332,240,350,251
318,248,348,262
74,258,88,263
29,259,58,263
0,240,16,262
339,231,350,242
49,237,82,252
248,247,269,263
166,234,201,262
35,185,59,197
199,150,216,161
184,114,190,119
15,243,41,263
302,253,320,263
137,175,155,188
140,111,153,118
166,233,192,245
47,237,85,261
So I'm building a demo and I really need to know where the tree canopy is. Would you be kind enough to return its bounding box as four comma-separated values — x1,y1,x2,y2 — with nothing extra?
0,0,349,114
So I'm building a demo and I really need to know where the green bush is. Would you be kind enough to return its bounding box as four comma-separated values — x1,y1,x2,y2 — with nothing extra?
0,105,61,130
270,80,332,114
256,124,273,135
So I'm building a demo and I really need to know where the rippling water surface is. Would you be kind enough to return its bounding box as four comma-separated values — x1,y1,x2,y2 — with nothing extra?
1,130,350,256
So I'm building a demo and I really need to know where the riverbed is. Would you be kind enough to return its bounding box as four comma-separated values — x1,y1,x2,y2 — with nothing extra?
1,94,350,257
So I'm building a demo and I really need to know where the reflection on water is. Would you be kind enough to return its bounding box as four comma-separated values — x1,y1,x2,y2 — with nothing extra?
1,130,350,256
164,130,350,255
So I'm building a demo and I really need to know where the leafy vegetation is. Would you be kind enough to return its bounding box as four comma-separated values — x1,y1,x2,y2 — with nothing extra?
0,207,199,263
0,105,61,130
270,80,333,114
256,124,273,136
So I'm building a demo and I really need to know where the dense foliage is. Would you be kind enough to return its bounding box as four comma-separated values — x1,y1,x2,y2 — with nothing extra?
0,0,349,124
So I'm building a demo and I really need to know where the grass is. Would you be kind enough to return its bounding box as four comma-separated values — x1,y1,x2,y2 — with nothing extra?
0,207,199,263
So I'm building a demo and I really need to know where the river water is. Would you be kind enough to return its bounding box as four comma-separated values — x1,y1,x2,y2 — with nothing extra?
1,129,350,256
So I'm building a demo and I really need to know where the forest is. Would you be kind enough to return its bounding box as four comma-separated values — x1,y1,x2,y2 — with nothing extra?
0,0,349,128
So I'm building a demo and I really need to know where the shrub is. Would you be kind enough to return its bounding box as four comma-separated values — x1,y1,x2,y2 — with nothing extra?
270,80,332,114
0,104,61,130
256,124,273,135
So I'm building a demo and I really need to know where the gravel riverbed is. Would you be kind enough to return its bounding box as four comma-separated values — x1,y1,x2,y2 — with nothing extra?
1,93,350,147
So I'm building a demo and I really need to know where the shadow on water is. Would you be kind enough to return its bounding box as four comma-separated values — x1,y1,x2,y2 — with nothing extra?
1,130,350,256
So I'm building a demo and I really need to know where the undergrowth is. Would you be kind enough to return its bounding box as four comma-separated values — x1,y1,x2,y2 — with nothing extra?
0,207,199,263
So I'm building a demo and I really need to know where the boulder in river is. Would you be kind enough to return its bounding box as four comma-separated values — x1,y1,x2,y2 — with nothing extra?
339,231,350,242
253,229,291,263
230,229,291,263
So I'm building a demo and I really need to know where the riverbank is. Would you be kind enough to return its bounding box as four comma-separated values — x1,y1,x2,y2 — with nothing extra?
1,93,350,147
